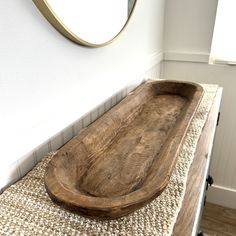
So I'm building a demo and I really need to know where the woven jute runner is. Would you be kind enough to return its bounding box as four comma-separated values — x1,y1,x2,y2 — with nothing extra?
0,84,218,236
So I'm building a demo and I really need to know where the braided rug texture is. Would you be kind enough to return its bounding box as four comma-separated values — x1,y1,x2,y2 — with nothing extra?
0,84,218,236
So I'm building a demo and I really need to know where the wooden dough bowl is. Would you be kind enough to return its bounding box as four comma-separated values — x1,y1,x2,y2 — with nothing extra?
45,80,203,219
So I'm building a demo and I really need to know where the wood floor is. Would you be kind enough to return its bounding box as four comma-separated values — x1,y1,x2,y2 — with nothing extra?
200,202,236,236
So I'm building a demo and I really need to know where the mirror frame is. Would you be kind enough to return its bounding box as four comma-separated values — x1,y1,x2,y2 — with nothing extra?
33,0,137,47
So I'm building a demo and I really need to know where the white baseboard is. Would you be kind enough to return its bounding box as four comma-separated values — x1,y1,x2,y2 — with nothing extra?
206,184,236,209
164,51,209,63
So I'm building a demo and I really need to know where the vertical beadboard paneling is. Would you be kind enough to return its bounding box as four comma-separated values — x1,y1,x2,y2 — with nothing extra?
121,87,128,99
17,152,35,179
104,99,112,113
0,161,21,193
35,143,49,162
33,152,37,165
111,95,117,107
63,126,74,144
90,108,98,123
73,120,83,136
50,134,63,152
116,91,122,103
82,113,91,128
98,103,105,117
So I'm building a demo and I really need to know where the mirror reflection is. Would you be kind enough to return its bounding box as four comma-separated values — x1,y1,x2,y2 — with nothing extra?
34,0,136,46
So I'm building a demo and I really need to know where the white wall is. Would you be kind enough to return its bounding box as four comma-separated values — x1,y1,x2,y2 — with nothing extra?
163,0,236,209
164,0,218,55
0,0,165,190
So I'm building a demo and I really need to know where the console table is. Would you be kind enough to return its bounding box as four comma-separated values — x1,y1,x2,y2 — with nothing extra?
173,87,223,236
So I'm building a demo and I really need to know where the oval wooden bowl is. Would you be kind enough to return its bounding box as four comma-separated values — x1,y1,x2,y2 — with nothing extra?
45,80,203,219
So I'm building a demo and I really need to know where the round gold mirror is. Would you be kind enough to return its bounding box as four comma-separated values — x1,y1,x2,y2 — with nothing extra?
33,0,137,47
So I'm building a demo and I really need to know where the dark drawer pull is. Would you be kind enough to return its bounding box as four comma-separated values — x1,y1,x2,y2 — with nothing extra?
197,231,204,236
206,175,214,190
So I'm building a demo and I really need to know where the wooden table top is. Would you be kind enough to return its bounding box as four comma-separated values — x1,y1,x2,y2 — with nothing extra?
172,87,223,236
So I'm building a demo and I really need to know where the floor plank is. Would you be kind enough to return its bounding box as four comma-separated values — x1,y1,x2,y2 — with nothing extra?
201,202,236,236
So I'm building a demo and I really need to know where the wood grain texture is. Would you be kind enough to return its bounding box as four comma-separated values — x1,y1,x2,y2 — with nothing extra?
44,80,203,219
80,95,186,197
201,203,236,236
172,88,223,236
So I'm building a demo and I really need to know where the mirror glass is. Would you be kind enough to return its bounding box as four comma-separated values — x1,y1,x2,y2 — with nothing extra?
33,0,136,47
